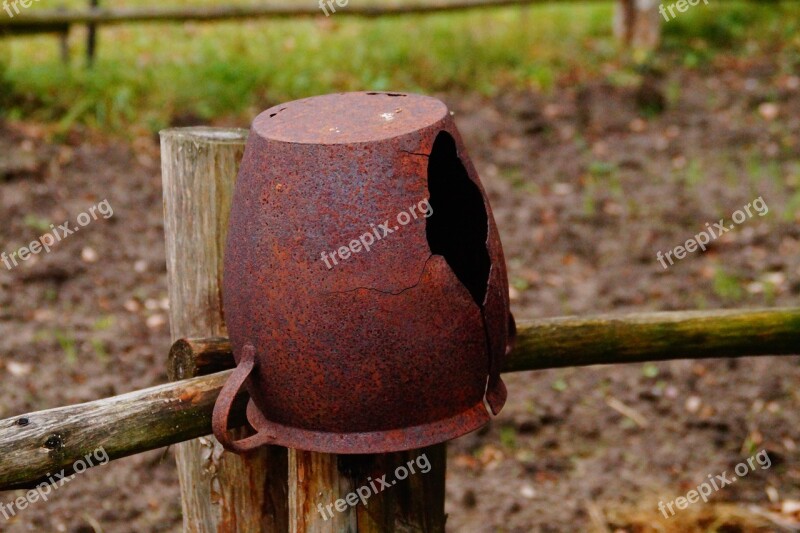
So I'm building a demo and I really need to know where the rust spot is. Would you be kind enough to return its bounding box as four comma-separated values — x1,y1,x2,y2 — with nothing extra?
179,387,204,405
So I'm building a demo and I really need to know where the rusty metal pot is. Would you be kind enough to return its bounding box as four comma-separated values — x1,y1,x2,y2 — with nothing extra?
212,92,515,454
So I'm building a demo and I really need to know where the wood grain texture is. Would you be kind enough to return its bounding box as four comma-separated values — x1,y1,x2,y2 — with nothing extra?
160,127,288,533
0,307,798,492
505,307,800,372
169,337,233,380
289,450,357,532
288,445,447,533
0,371,235,491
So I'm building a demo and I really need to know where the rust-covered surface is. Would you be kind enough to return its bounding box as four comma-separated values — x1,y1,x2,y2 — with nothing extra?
213,92,514,454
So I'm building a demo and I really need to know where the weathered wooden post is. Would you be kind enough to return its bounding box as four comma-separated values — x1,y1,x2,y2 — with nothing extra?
57,5,70,64
209,92,513,532
160,127,288,532
615,0,662,50
86,0,98,66
160,110,462,532
288,445,447,531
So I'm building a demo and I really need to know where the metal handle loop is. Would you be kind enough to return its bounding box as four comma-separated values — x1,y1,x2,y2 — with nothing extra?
212,344,274,453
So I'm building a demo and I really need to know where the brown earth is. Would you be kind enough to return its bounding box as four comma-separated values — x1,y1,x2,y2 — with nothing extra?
1,49,799,532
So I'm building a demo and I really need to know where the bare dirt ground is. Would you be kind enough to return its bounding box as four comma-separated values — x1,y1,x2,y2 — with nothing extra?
1,50,799,532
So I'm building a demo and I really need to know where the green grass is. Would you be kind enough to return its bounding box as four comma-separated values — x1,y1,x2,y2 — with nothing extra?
0,1,798,134
712,267,744,302
0,2,615,133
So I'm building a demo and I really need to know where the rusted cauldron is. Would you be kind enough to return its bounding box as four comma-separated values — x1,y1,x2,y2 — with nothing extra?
212,92,515,454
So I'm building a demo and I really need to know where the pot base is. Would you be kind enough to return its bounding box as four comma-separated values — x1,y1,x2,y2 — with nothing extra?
244,397,491,454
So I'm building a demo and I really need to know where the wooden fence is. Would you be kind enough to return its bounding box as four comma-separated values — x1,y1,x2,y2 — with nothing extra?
2,307,798,491
0,0,662,64
0,127,797,531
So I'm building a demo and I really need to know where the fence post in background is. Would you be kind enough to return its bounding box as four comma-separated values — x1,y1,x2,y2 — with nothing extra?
86,0,98,66
614,0,662,50
160,127,288,532
56,5,69,64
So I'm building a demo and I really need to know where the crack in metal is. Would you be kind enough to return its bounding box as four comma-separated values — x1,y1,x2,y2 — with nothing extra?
400,150,430,158
323,255,436,296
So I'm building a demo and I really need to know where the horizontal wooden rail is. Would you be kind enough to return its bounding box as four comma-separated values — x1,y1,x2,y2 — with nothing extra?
3,0,788,30
506,307,800,372
0,23,69,36
0,370,244,491
1,307,798,491
0,0,567,29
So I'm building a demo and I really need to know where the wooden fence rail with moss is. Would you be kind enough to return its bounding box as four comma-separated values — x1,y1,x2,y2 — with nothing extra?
0,0,662,64
0,0,580,28
0,307,798,492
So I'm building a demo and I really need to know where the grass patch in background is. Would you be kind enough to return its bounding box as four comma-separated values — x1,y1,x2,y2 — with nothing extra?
0,1,798,134
0,3,614,132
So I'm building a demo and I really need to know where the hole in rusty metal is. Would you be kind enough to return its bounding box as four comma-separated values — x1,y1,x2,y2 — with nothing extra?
366,92,406,97
425,131,490,307
17,418,29,427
